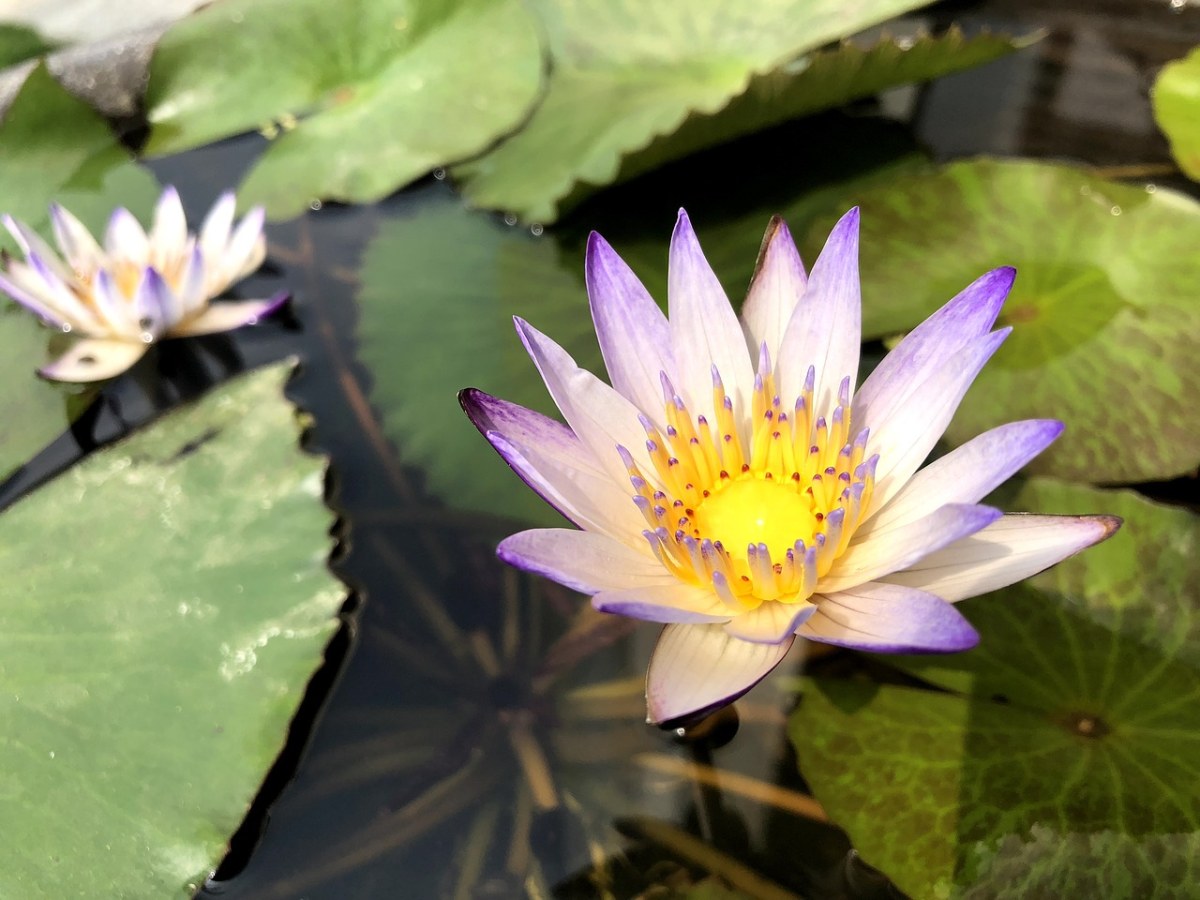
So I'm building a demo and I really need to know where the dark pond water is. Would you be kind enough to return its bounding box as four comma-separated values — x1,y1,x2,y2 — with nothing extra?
6,0,1197,897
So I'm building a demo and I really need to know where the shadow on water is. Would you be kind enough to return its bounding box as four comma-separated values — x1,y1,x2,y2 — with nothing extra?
2,0,1194,896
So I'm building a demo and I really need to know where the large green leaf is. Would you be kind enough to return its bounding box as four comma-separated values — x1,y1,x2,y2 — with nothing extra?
801,159,1200,483
0,362,344,897
453,0,947,223
0,64,162,478
0,23,56,68
145,0,543,220
789,480,1200,899
1152,45,1200,181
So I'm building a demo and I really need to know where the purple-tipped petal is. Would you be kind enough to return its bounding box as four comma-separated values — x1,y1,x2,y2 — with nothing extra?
822,503,1003,593
883,513,1122,602
169,292,289,337
777,207,861,415
741,215,807,359
49,203,105,277
176,241,208,315
134,268,177,337
149,186,188,256
862,328,1011,518
855,266,1014,434
586,231,675,414
38,338,148,383
722,600,816,644
104,207,149,261
485,431,644,539
497,528,671,594
224,205,268,283
862,419,1064,536
668,210,754,422
461,387,598,472
646,623,796,724
3,215,75,284
514,317,659,487
199,191,237,260
800,582,979,653
592,583,731,624
0,269,70,328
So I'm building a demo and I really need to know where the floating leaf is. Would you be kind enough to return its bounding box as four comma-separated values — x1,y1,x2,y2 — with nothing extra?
801,159,1200,483
145,0,543,220
0,362,344,896
1152,45,1200,181
0,23,56,68
451,0,1010,223
790,480,1200,899
357,188,598,527
0,64,161,478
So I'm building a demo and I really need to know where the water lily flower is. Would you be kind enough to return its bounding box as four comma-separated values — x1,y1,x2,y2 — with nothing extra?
461,209,1120,725
0,187,287,382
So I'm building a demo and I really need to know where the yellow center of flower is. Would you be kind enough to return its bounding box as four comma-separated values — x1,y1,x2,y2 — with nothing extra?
621,354,877,611
691,477,818,561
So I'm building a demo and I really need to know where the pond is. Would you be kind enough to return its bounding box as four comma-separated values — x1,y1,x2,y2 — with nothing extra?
0,0,1198,898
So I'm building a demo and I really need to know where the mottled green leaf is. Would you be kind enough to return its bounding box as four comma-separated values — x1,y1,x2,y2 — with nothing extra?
0,23,56,68
802,159,1200,483
1152,45,1200,181
454,0,942,223
145,0,543,220
0,362,344,897
0,64,161,478
790,480,1200,899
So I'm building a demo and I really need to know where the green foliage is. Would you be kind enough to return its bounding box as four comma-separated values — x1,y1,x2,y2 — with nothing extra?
144,0,543,220
790,480,1200,899
802,159,1200,483
0,23,56,68
1152,45,1200,181
0,362,344,896
455,0,969,223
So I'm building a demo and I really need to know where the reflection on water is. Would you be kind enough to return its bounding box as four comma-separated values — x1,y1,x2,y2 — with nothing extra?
3,0,1192,896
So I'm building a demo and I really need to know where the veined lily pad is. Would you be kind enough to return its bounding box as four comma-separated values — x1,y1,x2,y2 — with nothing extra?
357,188,599,527
789,479,1200,899
802,159,1200,483
0,64,161,479
144,0,543,220
453,0,962,223
1152,45,1200,181
0,362,344,896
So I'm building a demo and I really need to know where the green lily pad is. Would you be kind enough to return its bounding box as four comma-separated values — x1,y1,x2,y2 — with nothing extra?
145,0,543,220
789,479,1200,899
0,361,344,896
357,188,600,527
452,0,1010,223
1152,45,1200,181
0,23,56,68
0,64,162,479
801,159,1200,483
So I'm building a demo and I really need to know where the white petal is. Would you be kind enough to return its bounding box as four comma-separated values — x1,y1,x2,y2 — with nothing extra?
497,528,672,594
668,210,754,425
104,208,150,263
777,208,860,415
39,338,148,382
722,600,815,644
741,216,807,360
48,204,106,278
219,205,267,288
646,623,796,724
593,583,731,624
860,419,1064,538
799,582,978,652
149,186,188,265
199,191,236,262
881,513,1121,602
821,503,1002,593
169,295,286,337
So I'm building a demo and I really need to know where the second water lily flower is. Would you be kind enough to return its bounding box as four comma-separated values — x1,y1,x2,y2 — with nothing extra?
462,208,1120,725
0,186,287,382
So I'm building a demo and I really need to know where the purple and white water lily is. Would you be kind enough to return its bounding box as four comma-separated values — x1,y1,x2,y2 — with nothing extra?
461,209,1120,725
0,187,287,382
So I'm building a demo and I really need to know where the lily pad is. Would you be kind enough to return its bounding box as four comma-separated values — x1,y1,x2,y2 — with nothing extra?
145,0,543,220
1152,46,1200,181
789,479,1200,899
357,188,599,527
0,362,344,896
452,0,1009,223
0,64,161,479
0,23,55,68
802,159,1200,483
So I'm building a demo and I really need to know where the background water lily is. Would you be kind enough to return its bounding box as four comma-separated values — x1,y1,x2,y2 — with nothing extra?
0,186,286,382
463,208,1120,724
